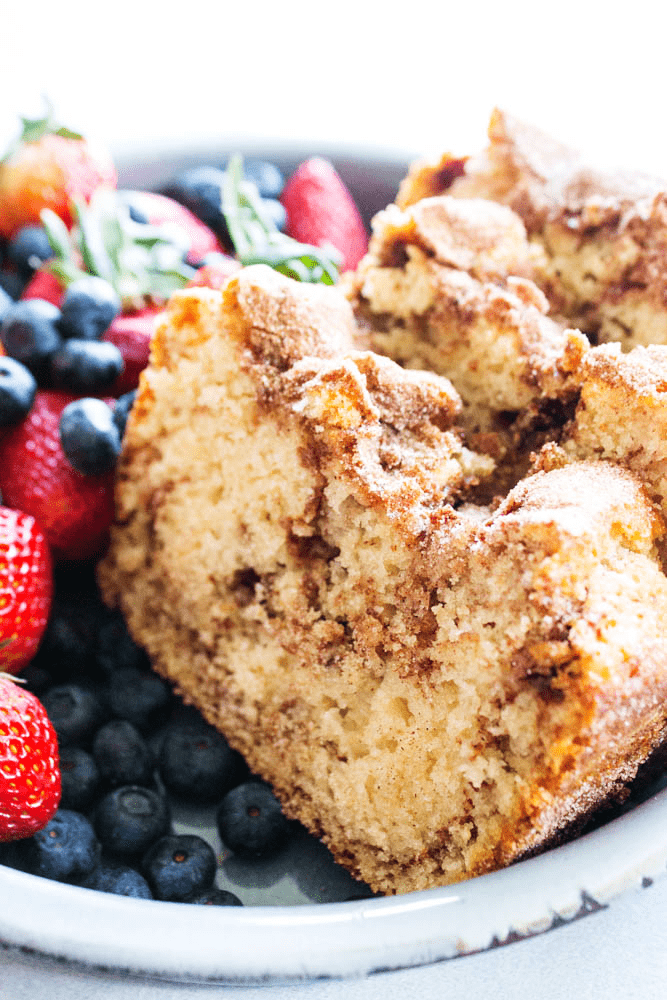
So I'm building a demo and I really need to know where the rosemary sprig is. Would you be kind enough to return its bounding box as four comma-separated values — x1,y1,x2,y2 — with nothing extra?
222,154,340,285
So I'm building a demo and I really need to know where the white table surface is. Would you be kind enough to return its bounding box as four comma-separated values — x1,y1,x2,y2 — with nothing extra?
4,2,667,994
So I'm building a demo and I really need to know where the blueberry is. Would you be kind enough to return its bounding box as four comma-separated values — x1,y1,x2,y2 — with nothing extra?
32,564,110,682
158,718,247,803
239,159,285,199
106,667,173,734
58,275,121,340
50,338,124,393
112,389,136,439
59,746,101,812
261,198,287,232
95,609,150,677
216,781,293,858
59,397,121,475
24,809,101,883
187,887,243,906
42,682,105,747
7,225,53,278
161,167,230,246
0,272,25,302
92,719,155,788
0,356,36,425
141,834,217,902
94,785,171,858
0,298,63,375
82,861,153,898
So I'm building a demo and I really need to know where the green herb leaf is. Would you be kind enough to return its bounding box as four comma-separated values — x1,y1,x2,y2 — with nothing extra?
2,99,83,162
222,154,340,285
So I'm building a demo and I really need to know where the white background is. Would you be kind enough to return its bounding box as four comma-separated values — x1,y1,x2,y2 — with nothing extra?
3,1,667,995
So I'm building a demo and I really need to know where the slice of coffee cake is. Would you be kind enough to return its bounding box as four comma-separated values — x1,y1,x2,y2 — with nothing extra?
98,266,667,895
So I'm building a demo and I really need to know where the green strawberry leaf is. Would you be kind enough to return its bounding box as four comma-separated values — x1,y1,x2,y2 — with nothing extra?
2,100,83,162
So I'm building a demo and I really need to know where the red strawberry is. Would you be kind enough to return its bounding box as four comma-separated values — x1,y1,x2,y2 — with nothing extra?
186,256,240,291
0,391,115,561
0,508,53,675
0,109,116,239
0,674,61,842
103,306,160,395
20,268,64,306
280,158,368,272
123,190,224,264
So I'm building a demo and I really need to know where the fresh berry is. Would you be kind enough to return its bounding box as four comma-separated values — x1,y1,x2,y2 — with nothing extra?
58,746,101,812
32,563,110,680
235,158,285,199
0,356,36,426
280,157,368,272
102,307,158,395
158,718,247,803
92,719,154,789
0,109,116,239
24,808,100,882
50,339,124,393
58,275,121,340
141,833,217,902
41,682,105,748
0,298,64,376
188,887,243,906
111,389,136,439
95,608,149,677
20,268,64,306
0,390,116,560
0,507,52,674
93,784,171,858
106,668,172,734
0,273,24,303
0,674,61,842
82,860,153,898
119,190,223,265
160,167,231,247
7,225,53,279
59,396,121,475
216,781,293,858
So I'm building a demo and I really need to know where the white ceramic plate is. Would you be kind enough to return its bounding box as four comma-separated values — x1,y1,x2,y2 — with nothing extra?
1,145,667,985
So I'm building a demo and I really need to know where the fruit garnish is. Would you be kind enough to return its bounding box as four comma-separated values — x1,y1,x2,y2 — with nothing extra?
222,155,341,285
0,672,61,842
40,190,197,311
0,508,52,674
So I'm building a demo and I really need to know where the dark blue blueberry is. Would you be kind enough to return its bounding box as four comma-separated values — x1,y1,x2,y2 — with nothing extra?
95,609,150,678
82,861,153,898
106,667,173,734
20,661,53,696
7,225,53,278
0,356,36,425
141,834,217,902
58,746,101,812
112,389,136,439
92,719,155,788
161,167,230,246
261,198,287,232
50,338,124,393
216,781,293,858
24,810,101,883
58,275,121,340
158,718,247,803
42,682,105,747
239,159,285,199
0,838,30,872
0,298,63,375
187,887,243,906
0,271,25,302
94,785,171,858
59,397,121,476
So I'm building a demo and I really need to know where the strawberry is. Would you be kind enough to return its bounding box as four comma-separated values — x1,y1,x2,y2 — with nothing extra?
20,268,64,306
280,157,368,272
0,508,52,674
0,674,61,842
0,390,115,561
122,190,224,265
103,306,160,395
0,107,116,240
